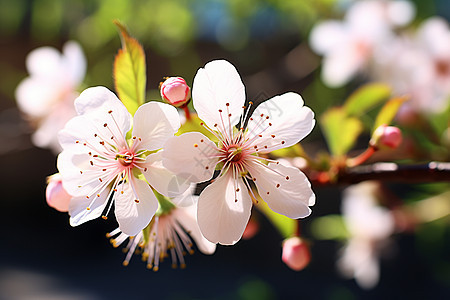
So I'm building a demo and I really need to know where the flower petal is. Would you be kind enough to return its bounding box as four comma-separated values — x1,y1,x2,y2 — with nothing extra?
171,183,198,207
63,41,86,86
173,205,216,254
162,132,219,183
69,186,111,226
132,102,180,152
192,60,245,132
26,46,63,78
197,173,252,245
247,161,315,218
247,92,315,153
72,86,131,149
309,20,347,55
115,177,158,236
140,151,190,198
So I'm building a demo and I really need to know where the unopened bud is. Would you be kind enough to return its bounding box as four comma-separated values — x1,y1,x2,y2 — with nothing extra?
242,218,259,240
160,77,191,107
370,125,402,149
46,173,71,212
282,237,311,271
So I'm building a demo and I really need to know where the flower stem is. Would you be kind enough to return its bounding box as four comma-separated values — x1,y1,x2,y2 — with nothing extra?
183,106,191,121
346,145,376,168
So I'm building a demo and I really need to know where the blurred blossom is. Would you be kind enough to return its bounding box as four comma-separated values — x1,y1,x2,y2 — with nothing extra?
45,173,71,212
375,17,450,114
282,236,311,271
15,41,86,153
108,188,216,270
337,181,395,289
309,0,415,87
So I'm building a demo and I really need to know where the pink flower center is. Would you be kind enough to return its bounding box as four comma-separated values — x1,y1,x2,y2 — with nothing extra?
116,150,135,167
224,144,244,163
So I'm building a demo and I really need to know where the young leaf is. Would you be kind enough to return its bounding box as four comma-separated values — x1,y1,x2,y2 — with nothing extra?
373,96,409,131
113,20,146,115
344,83,391,117
320,107,363,156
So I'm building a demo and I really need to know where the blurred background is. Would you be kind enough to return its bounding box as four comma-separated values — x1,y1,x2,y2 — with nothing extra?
0,0,449,299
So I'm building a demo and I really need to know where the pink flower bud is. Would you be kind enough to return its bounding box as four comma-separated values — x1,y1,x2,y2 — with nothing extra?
370,125,403,149
160,77,191,107
242,218,259,240
282,237,311,271
46,173,71,212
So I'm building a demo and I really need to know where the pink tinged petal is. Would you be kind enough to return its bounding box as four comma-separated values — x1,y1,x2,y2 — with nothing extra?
387,1,416,27
247,92,315,153
140,151,190,198
309,21,348,55
247,162,315,219
115,177,158,236
192,60,245,132
132,102,180,152
197,173,252,245
62,41,86,86
69,185,111,227
173,205,216,254
162,132,219,183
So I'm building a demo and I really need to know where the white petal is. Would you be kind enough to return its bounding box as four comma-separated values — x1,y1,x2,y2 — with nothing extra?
197,173,252,245
247,161,314,218
62,41,86,86
162,132,219,183
321,44,365,87
247,92,315,153
15,77,62,118
173,205,216,254
69,186,111,226
73,87,131,148
309,20,347,55
26,46,63,78
192,60,245,132
132,102,180,152
171,183,198,207
387,0,416,27
140,151,190,198
115,177,158,236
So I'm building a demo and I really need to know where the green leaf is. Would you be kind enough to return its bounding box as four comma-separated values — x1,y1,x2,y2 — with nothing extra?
113,20,146,115
373,95,409,131
257,199,296,239
320,108,363,156
310,215,349,240
344,83,391,117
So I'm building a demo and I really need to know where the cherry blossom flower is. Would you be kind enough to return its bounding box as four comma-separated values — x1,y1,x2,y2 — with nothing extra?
57,86,188,236
163,60,316,245
15,41,86,152
282,236,311,271
337,181,395,289
160,77,191,108
309,0,414,87
108,186,216,270
375,17,450,114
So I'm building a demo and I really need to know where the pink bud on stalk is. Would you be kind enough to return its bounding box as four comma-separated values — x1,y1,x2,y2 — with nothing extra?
370,125,403,149
46,173,71,212
160,77,191,108
282,237,311,271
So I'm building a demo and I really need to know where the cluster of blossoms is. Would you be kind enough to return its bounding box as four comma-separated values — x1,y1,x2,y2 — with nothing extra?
309,0,450,114
41,59,316,268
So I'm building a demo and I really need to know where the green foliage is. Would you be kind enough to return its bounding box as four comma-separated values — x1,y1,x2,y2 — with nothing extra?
320,107,363,156
310,214,349,240
113,20,146,116
344,83,391,117
373,96,408,131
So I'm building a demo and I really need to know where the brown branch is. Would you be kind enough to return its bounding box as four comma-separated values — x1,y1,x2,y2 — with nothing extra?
311,162,450,186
